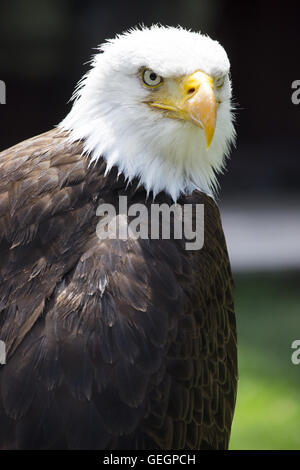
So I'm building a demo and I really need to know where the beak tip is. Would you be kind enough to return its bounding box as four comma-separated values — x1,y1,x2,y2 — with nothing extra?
205,129,215,150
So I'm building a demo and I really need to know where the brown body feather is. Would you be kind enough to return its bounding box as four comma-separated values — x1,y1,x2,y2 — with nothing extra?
0,129,237,449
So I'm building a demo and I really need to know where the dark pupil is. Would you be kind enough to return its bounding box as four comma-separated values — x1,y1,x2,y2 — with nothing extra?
150,72,157,81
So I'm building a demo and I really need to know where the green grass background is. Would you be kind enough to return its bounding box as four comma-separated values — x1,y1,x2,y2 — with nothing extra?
229,272,300,450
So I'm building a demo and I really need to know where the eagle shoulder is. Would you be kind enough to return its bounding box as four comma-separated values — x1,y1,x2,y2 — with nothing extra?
0,129,104,358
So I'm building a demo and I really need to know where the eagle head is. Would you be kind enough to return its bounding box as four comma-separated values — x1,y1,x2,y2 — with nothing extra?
60,25,235,201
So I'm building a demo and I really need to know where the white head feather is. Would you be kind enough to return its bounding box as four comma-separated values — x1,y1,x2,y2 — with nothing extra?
60,25,235,201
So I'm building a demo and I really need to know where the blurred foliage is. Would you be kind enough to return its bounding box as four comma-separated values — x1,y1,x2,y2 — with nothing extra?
230,272,300,450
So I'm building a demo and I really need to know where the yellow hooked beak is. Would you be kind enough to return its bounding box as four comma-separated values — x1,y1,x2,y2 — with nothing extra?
148,71,217,149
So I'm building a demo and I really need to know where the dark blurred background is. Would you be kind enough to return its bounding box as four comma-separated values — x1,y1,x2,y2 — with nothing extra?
0,0,299,449
0,0,299,195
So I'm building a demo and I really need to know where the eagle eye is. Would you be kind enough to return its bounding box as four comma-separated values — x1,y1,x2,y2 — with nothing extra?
141,69,163,88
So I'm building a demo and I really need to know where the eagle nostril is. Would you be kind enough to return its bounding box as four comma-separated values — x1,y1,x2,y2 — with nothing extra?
187,87,195,95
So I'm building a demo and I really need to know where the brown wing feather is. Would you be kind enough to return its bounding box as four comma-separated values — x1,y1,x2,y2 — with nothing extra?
0,130,237,449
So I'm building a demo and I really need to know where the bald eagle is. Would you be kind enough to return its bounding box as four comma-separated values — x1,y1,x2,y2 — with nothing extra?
0,26,237,450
